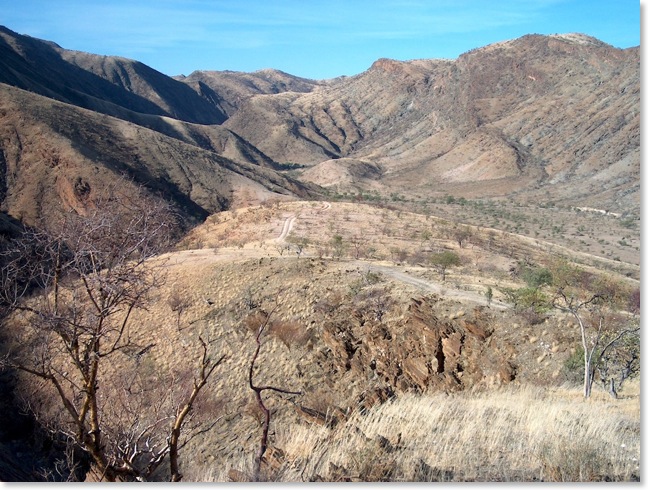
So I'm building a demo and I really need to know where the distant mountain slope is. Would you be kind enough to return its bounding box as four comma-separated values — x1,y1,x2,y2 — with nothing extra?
0,26,226,125
0,83,316,228
222,34,639,212
0,26,640,216
58,49,228,124
177,68,323,118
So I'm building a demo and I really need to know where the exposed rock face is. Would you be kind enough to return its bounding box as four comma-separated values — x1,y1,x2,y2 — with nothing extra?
316,296,516,413
178,68,322,118
222,35,638,212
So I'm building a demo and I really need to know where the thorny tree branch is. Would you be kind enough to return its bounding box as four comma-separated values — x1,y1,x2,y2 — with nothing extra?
0,184,226,481
169,336,226,481
247,302,302,481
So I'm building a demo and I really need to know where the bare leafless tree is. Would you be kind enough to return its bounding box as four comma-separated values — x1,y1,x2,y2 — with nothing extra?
453,226,472,249
274,243,289,256
0,184,224,481
595,324,639,398
286,235,309,258
168,289,192,331
349,229,366,259
246,304,301,481
551,260,638,398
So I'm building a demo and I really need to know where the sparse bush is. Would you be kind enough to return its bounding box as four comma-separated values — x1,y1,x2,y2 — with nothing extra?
550,260,640,398
348,269,384,296
627,287,640,314
313,292,345,316
428,251,461,282
353,287,394,323
331,234,346,259
389,247,408,264
286,235,309,258
620,217,637,229
407,249,428,266
521,266,553,288
168,289,192,330
517,306,547,326
563,346,585,384
450,226,470,251
539,441,609,482
597,327,640,398
503,286,551,314
484,286,493,307
270,320,312,349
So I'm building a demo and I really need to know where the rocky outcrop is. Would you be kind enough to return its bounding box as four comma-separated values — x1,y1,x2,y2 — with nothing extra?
316,295,517,415
222,35,638,212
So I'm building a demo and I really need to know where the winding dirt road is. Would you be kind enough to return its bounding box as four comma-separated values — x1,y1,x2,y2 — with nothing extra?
159,204,508,310
275,215,296,242
353,262,507,310
276,205,507,310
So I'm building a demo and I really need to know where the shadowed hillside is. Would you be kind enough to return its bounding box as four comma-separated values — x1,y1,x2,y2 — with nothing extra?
0,83,318,229
0,26,226,124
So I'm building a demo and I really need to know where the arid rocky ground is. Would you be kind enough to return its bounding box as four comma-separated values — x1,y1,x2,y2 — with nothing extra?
111,199,638,479
0,25,640,481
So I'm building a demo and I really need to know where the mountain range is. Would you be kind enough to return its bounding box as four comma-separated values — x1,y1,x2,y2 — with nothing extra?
0,26,639,231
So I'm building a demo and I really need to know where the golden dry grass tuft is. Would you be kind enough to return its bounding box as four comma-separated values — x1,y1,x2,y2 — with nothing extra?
196,383,640,482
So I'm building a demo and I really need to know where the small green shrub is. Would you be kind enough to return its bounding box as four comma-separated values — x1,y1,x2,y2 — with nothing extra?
501,286,551,314
520,265,553,288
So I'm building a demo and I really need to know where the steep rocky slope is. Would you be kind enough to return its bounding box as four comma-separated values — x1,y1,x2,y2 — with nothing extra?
222,35,639,212
0,26,325,226
177,68,323,118
58,200,637,479
0,83,316,229
0,26,225,125
149,200,639,478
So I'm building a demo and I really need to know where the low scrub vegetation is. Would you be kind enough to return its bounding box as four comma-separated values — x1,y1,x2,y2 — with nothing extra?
0,199,640,482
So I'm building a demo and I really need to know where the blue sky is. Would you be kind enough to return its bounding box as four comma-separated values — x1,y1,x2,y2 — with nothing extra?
1,0,640,79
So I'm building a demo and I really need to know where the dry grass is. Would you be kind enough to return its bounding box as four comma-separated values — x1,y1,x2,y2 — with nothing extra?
196,383,640,482
176,200,638,288
143,200,640,482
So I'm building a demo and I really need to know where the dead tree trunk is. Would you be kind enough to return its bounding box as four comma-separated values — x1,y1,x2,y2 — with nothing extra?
247,308,301,481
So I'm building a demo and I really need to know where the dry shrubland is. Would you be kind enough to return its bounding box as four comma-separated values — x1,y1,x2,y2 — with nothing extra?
1,199,640,482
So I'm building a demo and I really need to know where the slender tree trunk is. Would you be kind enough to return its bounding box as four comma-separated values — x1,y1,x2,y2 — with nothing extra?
574,312,593,398
169,425,182,482
53,240,61,314
253,390,270,482
609,378,618,399
583,361,592,398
